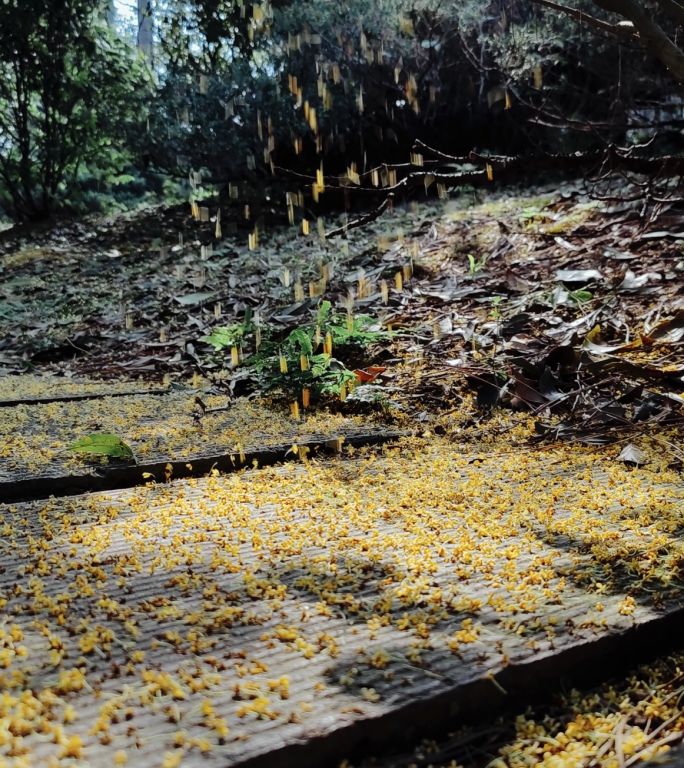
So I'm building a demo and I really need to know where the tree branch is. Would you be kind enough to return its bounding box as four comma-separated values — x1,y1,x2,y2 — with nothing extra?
593,0,684,86
531,0,684,86
527,0,635,37
319,145,684,238
326,195,394,239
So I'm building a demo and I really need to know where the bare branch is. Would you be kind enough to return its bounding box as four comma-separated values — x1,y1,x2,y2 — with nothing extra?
531,0,684,86
327,145,684,238
325,195,394,239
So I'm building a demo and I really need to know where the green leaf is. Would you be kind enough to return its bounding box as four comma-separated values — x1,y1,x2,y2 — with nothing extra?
110,174,135,186
318,300,332,324
67,433,134,459
310,353,332,376
201,325,243,350
288,327,313,356
569,289,592,303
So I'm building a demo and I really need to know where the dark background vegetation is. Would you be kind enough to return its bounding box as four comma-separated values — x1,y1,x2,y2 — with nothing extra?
2,0,684,224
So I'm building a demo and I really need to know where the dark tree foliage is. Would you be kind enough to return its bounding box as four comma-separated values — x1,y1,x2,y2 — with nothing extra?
3,0,684,223
142,0,684,201
0,0,152,220
471,1,684,147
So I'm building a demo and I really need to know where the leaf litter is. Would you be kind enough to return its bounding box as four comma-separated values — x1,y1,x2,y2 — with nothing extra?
0,185,684,454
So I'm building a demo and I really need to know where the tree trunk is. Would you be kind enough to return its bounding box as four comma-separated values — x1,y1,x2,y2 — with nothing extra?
138,0,153,60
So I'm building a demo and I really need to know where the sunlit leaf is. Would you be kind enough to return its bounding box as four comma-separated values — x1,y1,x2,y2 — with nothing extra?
68,433,134,460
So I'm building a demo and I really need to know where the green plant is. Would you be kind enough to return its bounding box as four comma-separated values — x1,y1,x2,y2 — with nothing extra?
248,301,386,398
201,307,255,351
200,308,259,376
201,301,386,400
251,326,357,398
567,288,593,305
315,301,385,349
489,295,504,321
202,325,248,350
467,254,487,275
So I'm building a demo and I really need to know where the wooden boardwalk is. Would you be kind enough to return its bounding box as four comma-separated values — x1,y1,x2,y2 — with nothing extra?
1,438,683,767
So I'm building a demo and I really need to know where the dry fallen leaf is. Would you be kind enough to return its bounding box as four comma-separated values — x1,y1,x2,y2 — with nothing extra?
618,443,645,465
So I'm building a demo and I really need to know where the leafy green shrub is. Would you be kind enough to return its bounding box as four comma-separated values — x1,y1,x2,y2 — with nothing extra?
201,301,386,399
252,327,358,399
201,306,257,356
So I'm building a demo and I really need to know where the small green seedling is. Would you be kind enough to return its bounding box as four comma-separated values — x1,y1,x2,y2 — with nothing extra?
490,296,503,321
468,254,487,275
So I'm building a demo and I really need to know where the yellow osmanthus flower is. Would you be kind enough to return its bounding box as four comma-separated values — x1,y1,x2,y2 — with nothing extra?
618,596,636,615
162,751,184,768
59,734,83,758
62,704,77,723
361,688,380,702
237,696,277,720
267,676,290,698
369,649,391,669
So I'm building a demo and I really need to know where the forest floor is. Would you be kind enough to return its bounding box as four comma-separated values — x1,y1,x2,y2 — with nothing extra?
3,177,684,448
2,182,684,768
